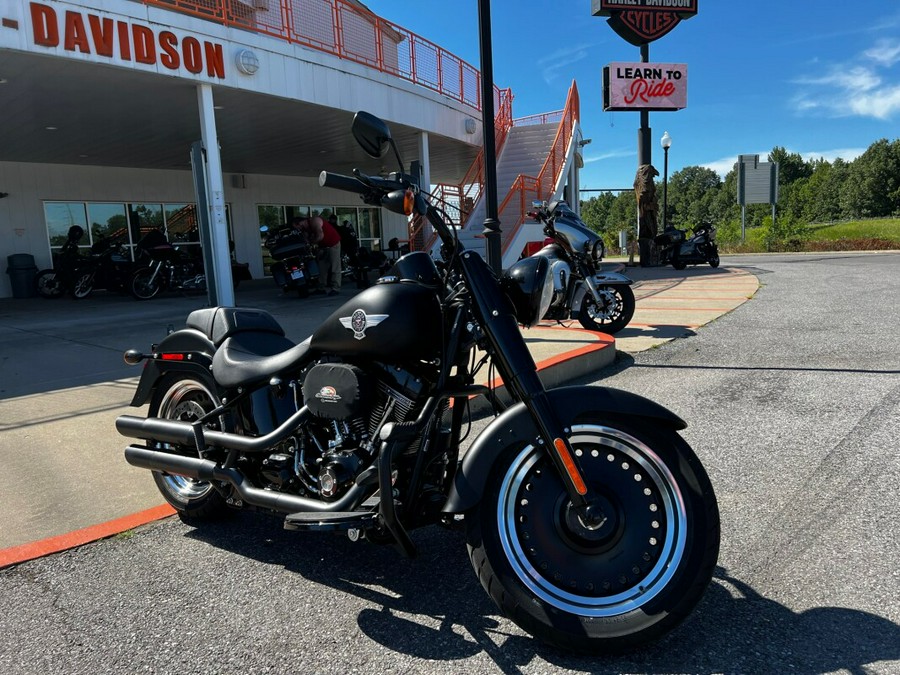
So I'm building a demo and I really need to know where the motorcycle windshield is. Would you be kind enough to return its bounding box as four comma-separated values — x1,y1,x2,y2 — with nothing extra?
551,203,601,253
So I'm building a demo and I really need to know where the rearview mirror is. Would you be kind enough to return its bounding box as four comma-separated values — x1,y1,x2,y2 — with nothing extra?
352,111,392,159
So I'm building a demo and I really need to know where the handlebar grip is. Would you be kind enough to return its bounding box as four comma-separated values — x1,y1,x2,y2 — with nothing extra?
318,171,368,195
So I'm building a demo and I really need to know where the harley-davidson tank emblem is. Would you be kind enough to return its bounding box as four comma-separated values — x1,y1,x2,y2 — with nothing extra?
339,309,388,340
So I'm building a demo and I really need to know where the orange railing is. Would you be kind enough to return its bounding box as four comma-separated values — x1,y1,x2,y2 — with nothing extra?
142,0,489,111
408,87,514,251
498,81,580,257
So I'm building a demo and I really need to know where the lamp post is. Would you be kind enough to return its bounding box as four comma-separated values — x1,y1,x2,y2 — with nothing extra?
660,131,672,229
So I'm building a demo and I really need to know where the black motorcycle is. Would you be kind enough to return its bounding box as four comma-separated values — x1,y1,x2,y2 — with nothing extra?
128,230,208,300
116,111,719,654
35,227,132,299
655,222,720,270
529,201,635,334
262,225,320,297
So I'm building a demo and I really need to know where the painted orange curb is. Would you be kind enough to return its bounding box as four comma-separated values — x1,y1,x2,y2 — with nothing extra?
0,504,176,569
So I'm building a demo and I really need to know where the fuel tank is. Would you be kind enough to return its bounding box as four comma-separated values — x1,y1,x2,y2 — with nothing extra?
310,280,443,363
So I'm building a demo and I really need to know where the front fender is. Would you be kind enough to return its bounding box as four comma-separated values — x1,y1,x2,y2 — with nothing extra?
443,385,686,514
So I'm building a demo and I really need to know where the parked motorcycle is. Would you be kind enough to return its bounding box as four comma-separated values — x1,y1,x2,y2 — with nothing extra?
128,229,207,300
262,225,320,297
35,227,132,299
655,222,720,270
528,201,636,334
116,111,719,654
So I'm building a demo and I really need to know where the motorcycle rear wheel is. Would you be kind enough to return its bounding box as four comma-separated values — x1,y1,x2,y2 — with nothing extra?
148,374,230,520
130,267,162,300
578,285,635,334
466,419,719,654
35,270,64,299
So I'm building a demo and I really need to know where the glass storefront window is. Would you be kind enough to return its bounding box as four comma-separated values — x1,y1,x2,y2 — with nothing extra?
165,204,199,244
128,203,164,246
87,203,128,247
44,202,88,249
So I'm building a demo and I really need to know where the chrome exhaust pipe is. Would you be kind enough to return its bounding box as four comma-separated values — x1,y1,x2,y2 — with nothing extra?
124,445,367,514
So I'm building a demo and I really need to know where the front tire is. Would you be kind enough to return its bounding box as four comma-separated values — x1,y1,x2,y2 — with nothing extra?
466,419,719,654
130,267,162,300
578,285,635,334
70,271,94,299
148,374,230,520
708,247,720,268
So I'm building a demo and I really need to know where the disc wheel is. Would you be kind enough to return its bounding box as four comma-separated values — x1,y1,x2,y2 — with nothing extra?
130,267,162,300
578,285,635,334
148,375,230,520
35,270,64,299
467,420,719,654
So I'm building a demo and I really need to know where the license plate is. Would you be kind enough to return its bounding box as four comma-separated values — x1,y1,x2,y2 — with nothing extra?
291,269,304,280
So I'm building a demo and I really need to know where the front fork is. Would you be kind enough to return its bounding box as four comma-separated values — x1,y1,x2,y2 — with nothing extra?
459,252,606,525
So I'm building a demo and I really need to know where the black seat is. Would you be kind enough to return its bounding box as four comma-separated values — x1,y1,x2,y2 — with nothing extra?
186,307,285,347
212,334,313,390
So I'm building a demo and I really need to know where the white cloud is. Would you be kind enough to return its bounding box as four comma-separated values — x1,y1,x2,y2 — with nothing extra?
537,44,591,84
864,38,900,67
584,148,635,163
792,39,900,120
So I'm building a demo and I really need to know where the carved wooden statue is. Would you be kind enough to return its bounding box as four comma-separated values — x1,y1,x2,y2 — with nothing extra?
634,164,660,266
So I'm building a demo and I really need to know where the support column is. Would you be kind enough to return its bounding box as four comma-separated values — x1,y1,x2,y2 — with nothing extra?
196,84,234,307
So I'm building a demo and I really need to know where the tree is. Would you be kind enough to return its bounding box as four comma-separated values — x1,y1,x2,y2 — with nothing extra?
841,139,900,218
768,146,813,185
580,192,617,234
664,166,722,228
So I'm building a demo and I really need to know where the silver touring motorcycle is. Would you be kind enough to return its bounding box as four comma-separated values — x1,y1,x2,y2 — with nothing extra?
117,112,719,654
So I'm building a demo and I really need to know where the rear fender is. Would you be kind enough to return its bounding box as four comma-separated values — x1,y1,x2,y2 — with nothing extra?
129,328,215,406
443,385,686,513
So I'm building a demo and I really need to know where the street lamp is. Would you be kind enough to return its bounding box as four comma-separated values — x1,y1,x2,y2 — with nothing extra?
660,131,672,229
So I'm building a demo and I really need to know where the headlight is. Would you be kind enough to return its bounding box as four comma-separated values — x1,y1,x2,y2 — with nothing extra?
500,256,552,327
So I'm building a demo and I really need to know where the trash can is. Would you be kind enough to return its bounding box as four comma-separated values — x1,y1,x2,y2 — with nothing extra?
6,253,38,298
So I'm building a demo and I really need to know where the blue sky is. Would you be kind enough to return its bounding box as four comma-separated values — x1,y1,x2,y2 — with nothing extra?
366,1,900,191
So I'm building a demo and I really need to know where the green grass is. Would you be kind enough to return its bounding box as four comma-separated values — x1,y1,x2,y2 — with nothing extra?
806,218,900,241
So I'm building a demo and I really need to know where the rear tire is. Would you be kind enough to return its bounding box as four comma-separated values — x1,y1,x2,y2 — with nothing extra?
130,267,162,300
578,285,635,334
672,259,687,270
148,374,230,521
466,418,719,654
35,270,64,299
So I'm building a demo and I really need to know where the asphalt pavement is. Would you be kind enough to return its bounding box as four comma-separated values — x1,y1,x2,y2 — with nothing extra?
0,252,898,673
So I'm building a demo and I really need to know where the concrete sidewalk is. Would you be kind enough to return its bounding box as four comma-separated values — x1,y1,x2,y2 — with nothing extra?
0,261,757,565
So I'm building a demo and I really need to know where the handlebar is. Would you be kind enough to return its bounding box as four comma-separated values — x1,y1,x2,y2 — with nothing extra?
318,171,369,194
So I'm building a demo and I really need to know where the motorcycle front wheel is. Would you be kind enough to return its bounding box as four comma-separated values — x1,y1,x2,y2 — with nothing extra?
466,419,719,654
70,271,94,299
148,374,230,520
35,270,64,299
130,267,162,300
578,285,635,334
708,247,720,268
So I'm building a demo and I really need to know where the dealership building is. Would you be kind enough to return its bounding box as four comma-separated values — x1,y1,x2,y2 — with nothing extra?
0,0,586,299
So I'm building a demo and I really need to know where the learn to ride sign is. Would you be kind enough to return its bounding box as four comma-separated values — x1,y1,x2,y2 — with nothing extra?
603,62,688,111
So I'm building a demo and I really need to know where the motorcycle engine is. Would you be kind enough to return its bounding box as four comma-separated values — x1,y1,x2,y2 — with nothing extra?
260,362,421,499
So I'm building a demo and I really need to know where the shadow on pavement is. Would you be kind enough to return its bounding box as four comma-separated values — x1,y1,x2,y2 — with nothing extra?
184,512,900,674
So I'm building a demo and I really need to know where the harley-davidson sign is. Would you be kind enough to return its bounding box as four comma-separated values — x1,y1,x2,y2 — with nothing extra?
592,0,698,45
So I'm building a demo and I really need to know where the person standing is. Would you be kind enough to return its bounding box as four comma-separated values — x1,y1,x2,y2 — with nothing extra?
304,215,342,295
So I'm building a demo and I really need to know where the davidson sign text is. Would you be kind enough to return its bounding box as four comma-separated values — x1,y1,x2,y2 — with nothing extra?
28,2,226,79
592,0,698,45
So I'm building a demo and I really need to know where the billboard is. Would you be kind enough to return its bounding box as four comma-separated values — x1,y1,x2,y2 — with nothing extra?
603,62,687,111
